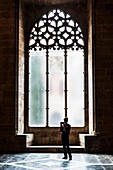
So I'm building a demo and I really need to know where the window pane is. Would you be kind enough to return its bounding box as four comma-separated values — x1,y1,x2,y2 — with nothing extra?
29,50,46,126
67,50,84,126
49,50,64,126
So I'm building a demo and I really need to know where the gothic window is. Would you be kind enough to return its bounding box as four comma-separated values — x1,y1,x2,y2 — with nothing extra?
29,9,84,127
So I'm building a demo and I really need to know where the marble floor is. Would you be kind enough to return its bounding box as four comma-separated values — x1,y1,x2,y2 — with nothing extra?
0,153,113,170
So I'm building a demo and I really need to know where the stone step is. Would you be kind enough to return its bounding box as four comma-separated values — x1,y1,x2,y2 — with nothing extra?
26,145,85,153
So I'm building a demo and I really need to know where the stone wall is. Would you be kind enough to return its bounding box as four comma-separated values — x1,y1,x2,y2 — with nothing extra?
94,0,113,136
84,0,113,153
0,0,26,153
18,0,25,134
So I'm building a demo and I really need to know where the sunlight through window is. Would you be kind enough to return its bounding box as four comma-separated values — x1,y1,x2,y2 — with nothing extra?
29,8,84,127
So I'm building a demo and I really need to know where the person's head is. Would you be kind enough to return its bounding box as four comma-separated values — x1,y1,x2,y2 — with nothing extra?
64,117,68,123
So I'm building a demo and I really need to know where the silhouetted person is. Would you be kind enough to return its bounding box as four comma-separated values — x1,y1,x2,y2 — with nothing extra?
60,117,72,160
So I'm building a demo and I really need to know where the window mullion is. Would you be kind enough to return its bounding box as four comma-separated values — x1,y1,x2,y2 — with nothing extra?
64,48,68,117
46,48,49,127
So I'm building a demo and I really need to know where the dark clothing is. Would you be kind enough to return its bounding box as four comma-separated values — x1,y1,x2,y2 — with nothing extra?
60,123,72,158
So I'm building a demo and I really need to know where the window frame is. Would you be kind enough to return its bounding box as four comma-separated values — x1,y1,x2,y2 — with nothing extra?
23,4,88,137
28,8,85,127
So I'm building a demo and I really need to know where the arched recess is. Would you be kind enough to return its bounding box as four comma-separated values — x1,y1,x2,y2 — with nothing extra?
16,0,96,149
24,7,88,146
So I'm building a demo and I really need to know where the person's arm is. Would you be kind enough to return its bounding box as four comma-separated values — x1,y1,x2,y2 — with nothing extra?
60,122,63,132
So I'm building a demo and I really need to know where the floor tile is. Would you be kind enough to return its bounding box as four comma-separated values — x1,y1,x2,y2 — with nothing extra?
0,153,113,170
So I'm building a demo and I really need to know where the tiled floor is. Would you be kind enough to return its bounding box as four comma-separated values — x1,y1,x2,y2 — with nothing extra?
0,153,113,170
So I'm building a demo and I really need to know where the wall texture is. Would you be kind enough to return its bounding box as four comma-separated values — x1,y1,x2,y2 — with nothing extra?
94,0,113,136
84,0,113,153
0,0,26,153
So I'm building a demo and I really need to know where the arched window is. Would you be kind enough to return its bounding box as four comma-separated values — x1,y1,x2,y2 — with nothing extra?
29,8,84,127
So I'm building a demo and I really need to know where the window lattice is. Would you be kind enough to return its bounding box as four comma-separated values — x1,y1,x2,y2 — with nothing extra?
29,9,84,50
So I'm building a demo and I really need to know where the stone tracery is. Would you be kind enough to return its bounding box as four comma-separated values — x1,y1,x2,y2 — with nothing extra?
29,9,84,50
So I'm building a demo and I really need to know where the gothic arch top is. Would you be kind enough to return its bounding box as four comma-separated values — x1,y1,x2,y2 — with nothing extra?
29,8,84,51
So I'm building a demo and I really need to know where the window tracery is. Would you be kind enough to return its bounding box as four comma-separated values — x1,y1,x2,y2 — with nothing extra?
29,9,84,51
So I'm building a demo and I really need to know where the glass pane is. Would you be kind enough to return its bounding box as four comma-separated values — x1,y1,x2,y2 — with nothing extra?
29,50,46,126
67,49,84,126
49,50,64,126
